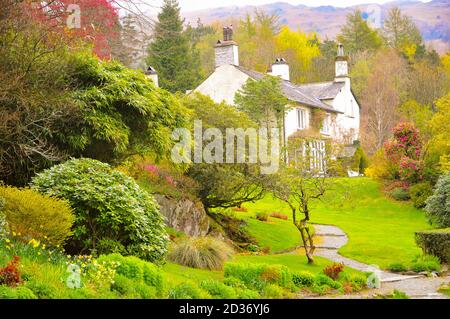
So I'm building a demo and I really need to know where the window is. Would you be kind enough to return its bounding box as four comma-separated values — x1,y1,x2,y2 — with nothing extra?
294,140,326,173
297,108,307,129
349,100,355,117
321,113,331,135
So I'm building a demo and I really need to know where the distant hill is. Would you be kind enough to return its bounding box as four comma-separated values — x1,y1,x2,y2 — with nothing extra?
182,0,450,54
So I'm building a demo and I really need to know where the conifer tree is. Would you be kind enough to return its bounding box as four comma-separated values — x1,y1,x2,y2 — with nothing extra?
338,9,382,55
146,0,201,93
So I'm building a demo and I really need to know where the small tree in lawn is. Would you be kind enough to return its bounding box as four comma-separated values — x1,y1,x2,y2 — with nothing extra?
271,134,332,264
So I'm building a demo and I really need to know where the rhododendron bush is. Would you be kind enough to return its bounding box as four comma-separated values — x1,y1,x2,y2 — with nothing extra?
384,122,424,184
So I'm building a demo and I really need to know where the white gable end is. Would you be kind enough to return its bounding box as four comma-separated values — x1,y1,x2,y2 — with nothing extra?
194,65,250,105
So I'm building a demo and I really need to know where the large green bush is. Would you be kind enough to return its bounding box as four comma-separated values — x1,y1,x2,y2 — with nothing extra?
415,229,449,263
65,52,190,164
0,186,74,246
425,174,449,227
31,159,168,262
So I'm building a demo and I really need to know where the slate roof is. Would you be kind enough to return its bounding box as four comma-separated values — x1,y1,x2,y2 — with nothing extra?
297,82,345,100
236,66,343,114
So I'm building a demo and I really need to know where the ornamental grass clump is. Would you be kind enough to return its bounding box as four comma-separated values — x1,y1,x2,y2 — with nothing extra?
168,236,233,270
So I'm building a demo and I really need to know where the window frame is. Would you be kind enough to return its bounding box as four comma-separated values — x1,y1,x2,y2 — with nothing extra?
320,113,331,135
296,108,307,130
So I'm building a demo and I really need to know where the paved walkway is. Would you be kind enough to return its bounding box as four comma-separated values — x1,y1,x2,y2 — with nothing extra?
311,224,449,299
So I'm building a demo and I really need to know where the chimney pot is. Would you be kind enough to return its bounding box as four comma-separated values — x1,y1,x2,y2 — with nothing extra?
270,58,290,81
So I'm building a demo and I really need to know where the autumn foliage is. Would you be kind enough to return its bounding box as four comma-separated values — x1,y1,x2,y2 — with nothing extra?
0,256,22,287
27,0,120,59
323,262,345,281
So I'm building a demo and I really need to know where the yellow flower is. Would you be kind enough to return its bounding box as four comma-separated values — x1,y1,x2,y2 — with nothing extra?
28,238,40,248
5,238,10,243
12,232,16,237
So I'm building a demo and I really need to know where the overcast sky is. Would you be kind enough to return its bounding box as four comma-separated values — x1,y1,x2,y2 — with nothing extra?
172,0,432,12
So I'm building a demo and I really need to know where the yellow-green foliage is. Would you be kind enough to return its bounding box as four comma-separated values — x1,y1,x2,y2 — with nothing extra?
427,93,450,173
0,186,74,246
168,237,233,270
97,253,165,297
365,148,394,179
275,26,321,83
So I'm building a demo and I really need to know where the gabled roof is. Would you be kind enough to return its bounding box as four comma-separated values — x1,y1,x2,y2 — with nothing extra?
296,81,345,100
236,66,343,114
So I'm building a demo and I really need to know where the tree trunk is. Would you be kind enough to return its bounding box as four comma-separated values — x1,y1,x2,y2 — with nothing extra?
292,206,315,264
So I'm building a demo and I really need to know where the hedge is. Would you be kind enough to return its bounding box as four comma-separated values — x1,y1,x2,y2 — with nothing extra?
415,229,450,263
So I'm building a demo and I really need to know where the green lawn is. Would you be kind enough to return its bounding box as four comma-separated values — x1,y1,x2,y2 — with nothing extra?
162,262,224,286
238,178,430,269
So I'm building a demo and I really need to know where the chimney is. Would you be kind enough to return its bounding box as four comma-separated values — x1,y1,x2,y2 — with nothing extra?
335,43,349,81
145,66,158,87
214,25,239,68
269,58,290,81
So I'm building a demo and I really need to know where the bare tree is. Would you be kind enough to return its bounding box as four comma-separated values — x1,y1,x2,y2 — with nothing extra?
360,49,407,155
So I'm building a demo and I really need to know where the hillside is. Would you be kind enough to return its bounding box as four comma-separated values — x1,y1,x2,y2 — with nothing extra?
182,0,450,53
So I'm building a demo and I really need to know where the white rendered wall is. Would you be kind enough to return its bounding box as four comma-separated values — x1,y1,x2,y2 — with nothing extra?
194,65,250,105
284,106,310,138
331,78,360,143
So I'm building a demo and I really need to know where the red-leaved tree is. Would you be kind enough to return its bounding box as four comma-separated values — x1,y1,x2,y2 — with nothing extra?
28,0,120,59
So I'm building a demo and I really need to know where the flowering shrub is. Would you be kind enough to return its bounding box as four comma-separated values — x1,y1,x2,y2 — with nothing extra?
135,161,199,201
399,157,423,183
384,122,423,184
386,122,422,160
0,256,21,287
31,158,169,262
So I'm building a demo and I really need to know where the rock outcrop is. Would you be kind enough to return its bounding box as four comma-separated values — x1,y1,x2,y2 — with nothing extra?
154,195,209,237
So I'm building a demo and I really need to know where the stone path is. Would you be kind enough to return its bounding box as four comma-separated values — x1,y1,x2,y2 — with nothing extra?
311,224,449,299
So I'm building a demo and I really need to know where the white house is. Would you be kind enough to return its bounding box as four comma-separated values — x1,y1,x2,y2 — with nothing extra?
194,26,360,149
